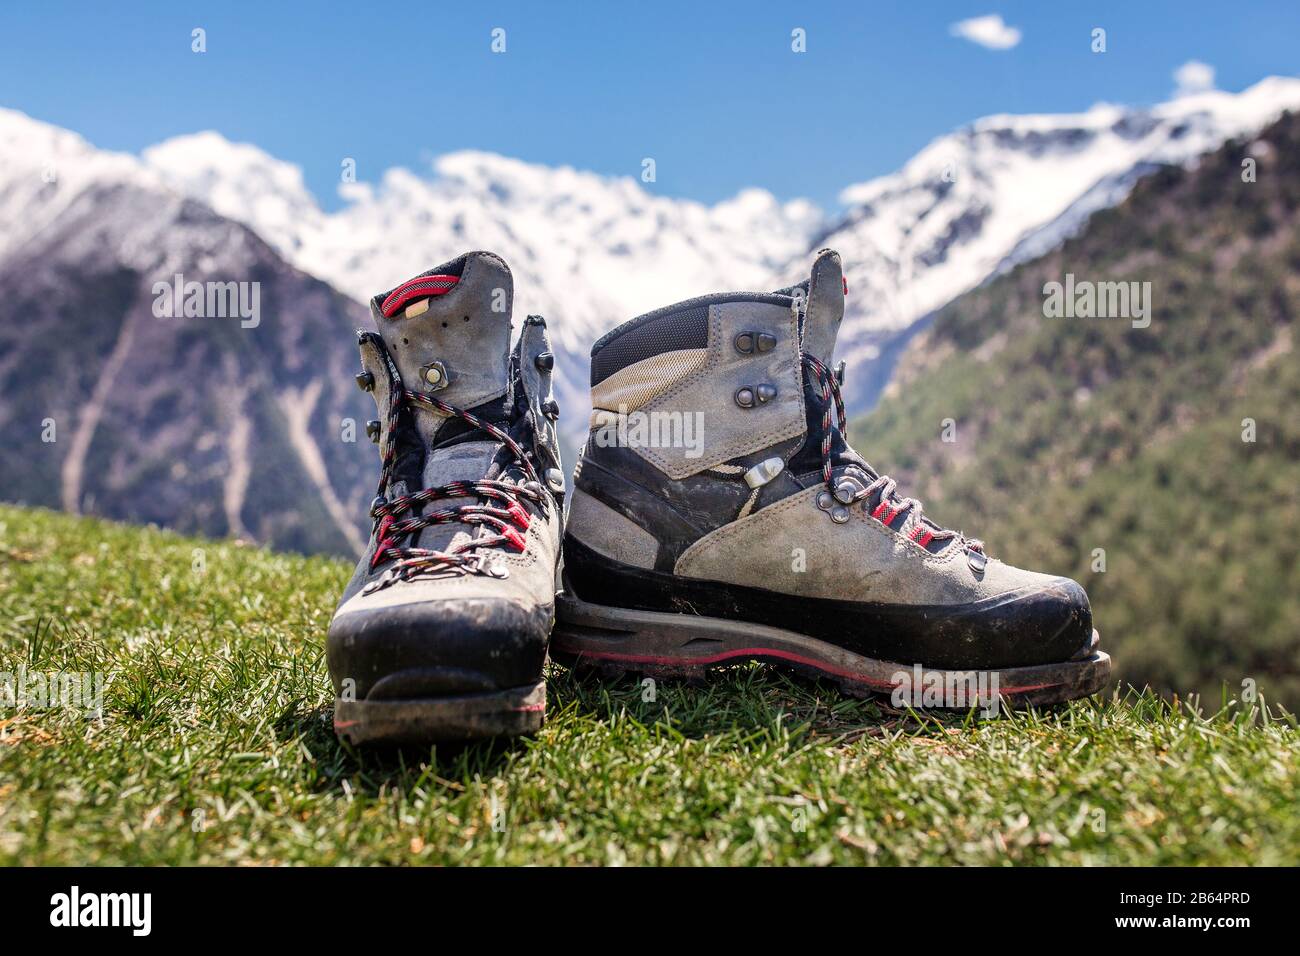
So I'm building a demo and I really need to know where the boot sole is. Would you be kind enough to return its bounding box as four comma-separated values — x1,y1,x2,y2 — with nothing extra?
553,593,1110,709
333,680,545,746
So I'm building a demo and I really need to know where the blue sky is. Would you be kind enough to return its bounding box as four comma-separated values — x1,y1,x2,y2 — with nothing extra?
1,1,1297,212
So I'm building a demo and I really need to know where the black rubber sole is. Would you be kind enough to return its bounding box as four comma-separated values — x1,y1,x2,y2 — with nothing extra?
553,592,1111,709
333,681,546,746
561,536,1092,671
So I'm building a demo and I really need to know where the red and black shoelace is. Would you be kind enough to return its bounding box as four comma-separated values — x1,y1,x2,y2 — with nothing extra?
363,349,548,591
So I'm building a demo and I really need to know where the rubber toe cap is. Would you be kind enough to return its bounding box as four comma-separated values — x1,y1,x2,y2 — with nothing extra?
327,597,552,700
992,576,1093,668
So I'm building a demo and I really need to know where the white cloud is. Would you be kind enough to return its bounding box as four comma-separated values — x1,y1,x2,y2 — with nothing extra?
949,14,1022,51
1173,60,1216,97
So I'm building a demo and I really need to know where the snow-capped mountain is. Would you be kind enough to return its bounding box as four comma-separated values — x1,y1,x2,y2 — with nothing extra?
140,76,1300,424
811,76,1300,408
140,139,822,448
0,109,156,264
141,140,822,350
142,137,821,452
3,75,1299,556
0,107,375,556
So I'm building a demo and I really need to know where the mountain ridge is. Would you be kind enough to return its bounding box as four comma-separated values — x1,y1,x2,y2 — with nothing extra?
0,122,375,555
3,76,1300,557
134,76,1300,426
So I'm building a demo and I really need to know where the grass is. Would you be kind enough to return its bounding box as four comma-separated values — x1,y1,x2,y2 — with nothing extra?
1,504,1297,866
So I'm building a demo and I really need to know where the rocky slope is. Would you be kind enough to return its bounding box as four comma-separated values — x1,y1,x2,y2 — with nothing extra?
0,110,373,555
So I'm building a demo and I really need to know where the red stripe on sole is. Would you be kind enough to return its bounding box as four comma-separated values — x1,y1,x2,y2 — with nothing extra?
561,644,1062,696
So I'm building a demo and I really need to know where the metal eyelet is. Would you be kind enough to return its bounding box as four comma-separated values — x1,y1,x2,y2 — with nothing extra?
736,331,777,355
419,360,449,390
467,554,511,579
833,477,861,504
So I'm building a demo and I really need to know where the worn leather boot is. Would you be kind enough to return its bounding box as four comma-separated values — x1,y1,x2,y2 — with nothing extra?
554,249,1109,708
328,251,565,745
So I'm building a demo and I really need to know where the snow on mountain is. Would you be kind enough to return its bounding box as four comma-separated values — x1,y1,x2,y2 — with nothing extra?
0,109,265,282
812,76,1300,403
142,131,325,257
7,73,1297,451
0,108,160,263
141,141,822,360
139,76,1300,426
141,139,821,449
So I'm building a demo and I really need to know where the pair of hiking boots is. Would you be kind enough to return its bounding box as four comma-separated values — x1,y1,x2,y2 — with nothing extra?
328,250,1110,746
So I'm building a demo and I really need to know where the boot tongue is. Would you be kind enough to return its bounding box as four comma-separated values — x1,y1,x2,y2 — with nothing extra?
800,248,845,364
370,251,517,559
370,250,514,444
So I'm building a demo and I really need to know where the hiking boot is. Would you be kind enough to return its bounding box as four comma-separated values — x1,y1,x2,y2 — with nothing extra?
554,249,1110,708
328,251,565,745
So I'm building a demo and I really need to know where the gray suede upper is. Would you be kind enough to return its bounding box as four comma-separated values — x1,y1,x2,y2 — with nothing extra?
334,504,561,618
568,248,1067,609
370,251,514,445
625,297,806,479
801,249,844,364
675,484,1057,606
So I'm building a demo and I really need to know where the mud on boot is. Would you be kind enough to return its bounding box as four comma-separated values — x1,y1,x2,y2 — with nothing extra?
328,251,565,745
555,249,1109,710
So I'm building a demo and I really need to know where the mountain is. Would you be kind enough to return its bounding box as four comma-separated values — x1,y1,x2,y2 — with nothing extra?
143,78,1300,432
848,110,1300,707
4,77,1299,560
0,108,374,555
807,76,1300,408
140,138,822,456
